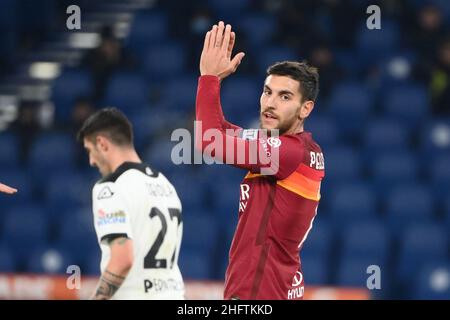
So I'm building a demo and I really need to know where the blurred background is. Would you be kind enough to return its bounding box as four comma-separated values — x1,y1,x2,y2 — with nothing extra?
0,0,449,299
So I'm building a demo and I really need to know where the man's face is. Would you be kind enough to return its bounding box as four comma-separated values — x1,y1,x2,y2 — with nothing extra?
260,75,303,135
83,137,112,177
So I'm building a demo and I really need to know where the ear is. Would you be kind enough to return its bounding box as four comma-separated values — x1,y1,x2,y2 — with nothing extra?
299,100,315,120
96,135,109,152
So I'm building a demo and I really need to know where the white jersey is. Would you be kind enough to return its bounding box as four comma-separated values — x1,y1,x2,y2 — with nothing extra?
91,162,184,299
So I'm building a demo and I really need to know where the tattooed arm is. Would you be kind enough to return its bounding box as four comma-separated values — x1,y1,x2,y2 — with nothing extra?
91,236,134,300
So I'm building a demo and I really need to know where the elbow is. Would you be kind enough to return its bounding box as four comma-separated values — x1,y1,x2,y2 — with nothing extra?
121,251,134,272
110,244,134,274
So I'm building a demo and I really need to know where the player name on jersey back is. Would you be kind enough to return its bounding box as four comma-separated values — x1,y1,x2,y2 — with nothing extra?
92,162,185,300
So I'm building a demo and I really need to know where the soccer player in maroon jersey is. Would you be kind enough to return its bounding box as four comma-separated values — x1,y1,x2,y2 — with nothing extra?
0,182,17,194
195,21,325,300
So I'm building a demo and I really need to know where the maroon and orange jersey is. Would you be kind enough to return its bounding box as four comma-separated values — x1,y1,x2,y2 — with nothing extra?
195,75,325,299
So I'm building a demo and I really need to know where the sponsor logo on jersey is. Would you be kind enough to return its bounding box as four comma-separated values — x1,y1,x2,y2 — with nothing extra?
287,271,304,299
97,209,126,226
97,186,114,200
239,184,250,213
241,129,258,140
144,278,184,293
267,137,281,148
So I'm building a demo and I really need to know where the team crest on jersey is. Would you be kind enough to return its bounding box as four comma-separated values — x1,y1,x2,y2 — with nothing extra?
97,186,114,200
267,137,281,148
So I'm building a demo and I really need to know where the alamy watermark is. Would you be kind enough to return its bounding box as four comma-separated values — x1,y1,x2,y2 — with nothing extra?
66,5,81,30
366,265,381,290
170,121,281,175
66,265,81,290
366,5,381,30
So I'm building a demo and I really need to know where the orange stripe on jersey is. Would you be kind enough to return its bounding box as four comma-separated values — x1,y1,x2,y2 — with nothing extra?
277,171,321,201
244,170,322,201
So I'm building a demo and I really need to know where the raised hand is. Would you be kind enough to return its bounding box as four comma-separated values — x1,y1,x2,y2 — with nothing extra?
200,21,245,81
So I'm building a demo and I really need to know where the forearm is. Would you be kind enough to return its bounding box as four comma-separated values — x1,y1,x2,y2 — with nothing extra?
196,75,225,131
90,237,134,300
195,76,271,170
90,264,130,300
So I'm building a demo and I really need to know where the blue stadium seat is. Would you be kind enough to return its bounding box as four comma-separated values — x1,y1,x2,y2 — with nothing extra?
340,220,389,265
256,46,298,75
131,105,184,147
364,118,410,153
0,132,19,169
413,260,450,300
1,207,49,264
102,72,149,115
370,152,419,191
356,20,400,66
428,153,450,200
169,171,208,213
305,115,339,149
0,245,16,272
126,11,168,56
144,140,179,178
334,49,363,78
162,75,197,113
29,133,76,175
329,183,377,225
376,52,417,92
301,255,330,285
419,118,450,160
323,145,363,183
336,256,387,288
220,76,261,122
445,194,450,228
51,69,93,123
328,82,373,138
56,210,98,263
82,247,101,276
301,219,333,262
210,175,241,223
25,246,75,274
384,84,429,127
385,184,434,230
182,214,218,254
45,171,93,209
396,223,448,290
143,42,186,79
209,0,251,21
178,250,212,280
238,14,277,48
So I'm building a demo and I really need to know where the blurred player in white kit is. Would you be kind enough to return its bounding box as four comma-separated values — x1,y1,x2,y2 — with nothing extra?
77,107,184,300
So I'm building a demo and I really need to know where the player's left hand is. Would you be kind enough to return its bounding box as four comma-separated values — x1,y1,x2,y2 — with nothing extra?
0,183,17,194
200,21,245,81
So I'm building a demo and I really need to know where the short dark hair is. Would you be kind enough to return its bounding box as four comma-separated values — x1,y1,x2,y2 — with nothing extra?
267,61,319,102
77,107,133,146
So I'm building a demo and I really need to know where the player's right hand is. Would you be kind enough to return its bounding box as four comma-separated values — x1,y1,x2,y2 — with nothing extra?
200,21,245,81
0,183,17,194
